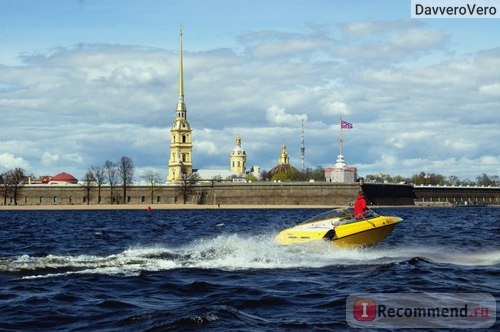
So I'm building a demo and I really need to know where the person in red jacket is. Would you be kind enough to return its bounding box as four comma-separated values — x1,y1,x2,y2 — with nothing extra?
353,191,368,219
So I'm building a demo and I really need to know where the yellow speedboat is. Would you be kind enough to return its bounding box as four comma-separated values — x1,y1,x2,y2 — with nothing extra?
275,208,402,248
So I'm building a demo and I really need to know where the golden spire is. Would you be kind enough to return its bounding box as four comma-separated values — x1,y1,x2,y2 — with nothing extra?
176,25,186,116
178,25,184,99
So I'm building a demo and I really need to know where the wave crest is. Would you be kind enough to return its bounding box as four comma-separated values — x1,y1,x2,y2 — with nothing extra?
0,234,498,278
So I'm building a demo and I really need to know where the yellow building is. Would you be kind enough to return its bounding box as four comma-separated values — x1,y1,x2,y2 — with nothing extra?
167,27,193,183
230,135,247,175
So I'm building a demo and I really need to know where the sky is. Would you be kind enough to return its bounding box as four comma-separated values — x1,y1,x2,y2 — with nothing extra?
0,0,499,181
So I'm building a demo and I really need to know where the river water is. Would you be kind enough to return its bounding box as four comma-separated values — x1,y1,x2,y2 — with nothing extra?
0,207,498,331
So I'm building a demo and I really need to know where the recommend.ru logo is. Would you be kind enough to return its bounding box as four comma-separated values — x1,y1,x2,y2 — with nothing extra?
346,293,496,329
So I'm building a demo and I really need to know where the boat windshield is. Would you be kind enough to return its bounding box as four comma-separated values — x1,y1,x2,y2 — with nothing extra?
302,208,380,225
353,209,379,220
304,208,354,223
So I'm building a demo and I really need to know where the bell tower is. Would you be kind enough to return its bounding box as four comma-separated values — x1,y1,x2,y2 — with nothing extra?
230,135,246,175
167,26,193,183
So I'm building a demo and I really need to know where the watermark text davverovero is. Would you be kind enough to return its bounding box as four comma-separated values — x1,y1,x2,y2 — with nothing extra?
411,0,500,18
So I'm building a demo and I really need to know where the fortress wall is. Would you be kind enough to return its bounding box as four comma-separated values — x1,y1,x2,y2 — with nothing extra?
5,182,498,207
362,183,415,205
205,183,359,206
6,183,360,207
413,186,500,205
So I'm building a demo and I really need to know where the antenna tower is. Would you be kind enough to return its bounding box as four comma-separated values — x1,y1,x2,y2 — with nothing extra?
300,118,305,171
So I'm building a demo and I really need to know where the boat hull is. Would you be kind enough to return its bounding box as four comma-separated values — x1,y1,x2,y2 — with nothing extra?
275,212,402,248
331,219,400,248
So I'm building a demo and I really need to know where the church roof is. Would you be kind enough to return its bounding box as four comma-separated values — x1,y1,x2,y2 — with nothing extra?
51,172,78,183
231,135,246,156
269,164,298,176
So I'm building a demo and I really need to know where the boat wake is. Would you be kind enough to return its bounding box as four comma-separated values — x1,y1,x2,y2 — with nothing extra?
1,234,498,279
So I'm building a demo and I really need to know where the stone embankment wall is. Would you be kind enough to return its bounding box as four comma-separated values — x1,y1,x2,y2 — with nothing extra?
4,182,498,207
413,185,499,205
5,182,361,207
205,183,360,206
362,183,415,205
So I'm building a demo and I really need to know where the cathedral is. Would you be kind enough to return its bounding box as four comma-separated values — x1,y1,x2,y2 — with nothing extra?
167,27,193,183
166,28,354,183
167,27,251,183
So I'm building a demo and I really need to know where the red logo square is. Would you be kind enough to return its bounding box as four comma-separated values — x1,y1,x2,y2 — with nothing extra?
353,298,376,321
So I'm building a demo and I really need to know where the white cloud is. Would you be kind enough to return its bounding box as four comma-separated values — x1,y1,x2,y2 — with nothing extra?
388,29,446,52
107,65,162,87
62,153,84,164
336,21,447,65
195,140,219,157
0,23,498,180
238,29,333,59
479,83,500,96
266,105,305,126
480,155,499,166
0,153,30,170
444,138,476,152
340,20,421,37
41,152,59,166
388,131,431,149
324,101,349,116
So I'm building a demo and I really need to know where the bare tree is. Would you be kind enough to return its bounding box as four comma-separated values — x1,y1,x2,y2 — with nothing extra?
104,160,118,204
141,170,162,204
476,173,498,186
178,167,199,204
0,171,12,205
90,165,106,204
1,168,26,205
118,156,134,204
82,169,96,205
12,168,26,205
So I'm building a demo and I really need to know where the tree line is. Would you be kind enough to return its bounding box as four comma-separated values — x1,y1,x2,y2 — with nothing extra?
363,172,499,186
0,156,136,205
82,156,135,204
259,166,327,182
0,156,199,205
258,167,499,186
2,160,498,206
85,156,199,205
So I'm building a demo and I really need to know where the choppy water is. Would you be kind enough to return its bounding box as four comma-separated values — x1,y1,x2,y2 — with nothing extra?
0,207,498,331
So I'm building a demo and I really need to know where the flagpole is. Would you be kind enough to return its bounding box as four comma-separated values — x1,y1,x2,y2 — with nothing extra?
339,117,343,156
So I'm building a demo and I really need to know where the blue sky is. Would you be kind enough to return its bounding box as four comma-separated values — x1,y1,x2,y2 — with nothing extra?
1,0,499,181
